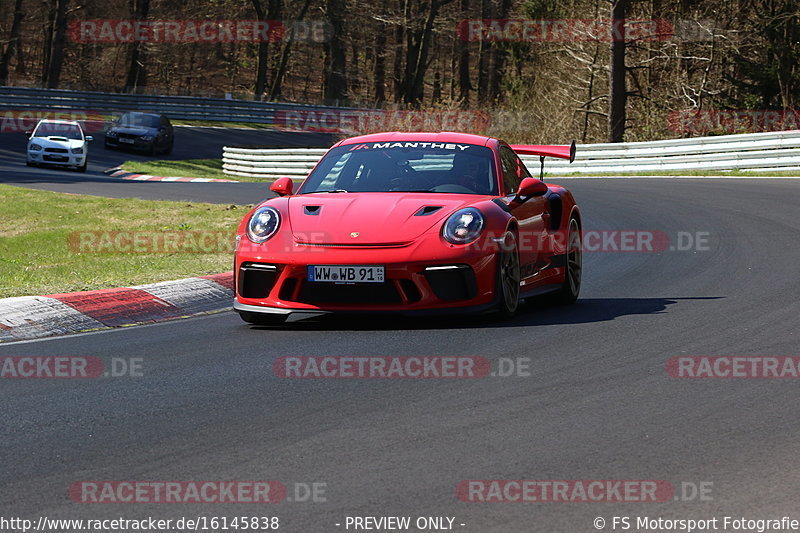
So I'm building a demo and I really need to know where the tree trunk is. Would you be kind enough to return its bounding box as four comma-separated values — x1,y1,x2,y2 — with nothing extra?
457,0,471,106
476,0,491,104
608,0,629,142
0,0,25,85
487,0,511,103
124,0,149,93
323,0,347,104
393,23,404,103
250,0,273,100
40,1,55,86
373,5,387,105
268,0,301,100
45,0,68,88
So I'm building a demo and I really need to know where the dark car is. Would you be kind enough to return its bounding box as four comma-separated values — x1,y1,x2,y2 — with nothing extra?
104,112,174,155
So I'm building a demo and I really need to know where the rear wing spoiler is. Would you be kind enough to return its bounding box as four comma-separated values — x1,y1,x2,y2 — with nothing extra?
510,140,576,179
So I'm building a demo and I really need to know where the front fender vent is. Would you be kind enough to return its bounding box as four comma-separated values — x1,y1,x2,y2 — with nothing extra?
547,194,563,231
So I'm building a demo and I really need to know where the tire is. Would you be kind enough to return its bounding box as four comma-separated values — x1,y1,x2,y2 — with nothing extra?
163,141,173,155
147,142,157,156
76,159,87,172
238,310,285,326
551,217,582,304
494,231,521,319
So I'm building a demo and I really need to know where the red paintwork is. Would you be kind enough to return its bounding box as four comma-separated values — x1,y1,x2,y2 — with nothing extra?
234,132,580,316
510,142,576,162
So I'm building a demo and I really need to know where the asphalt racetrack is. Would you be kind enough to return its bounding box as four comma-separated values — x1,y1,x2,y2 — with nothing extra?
1,128,799,531
0,127,331,204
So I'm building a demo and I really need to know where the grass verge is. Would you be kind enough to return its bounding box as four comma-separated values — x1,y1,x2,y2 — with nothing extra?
0,184,250,298
120,159,230,180
120,158,282,183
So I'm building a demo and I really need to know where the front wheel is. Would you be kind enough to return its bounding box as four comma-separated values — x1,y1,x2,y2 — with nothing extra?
494,231,521,318
238,310,285,326
551,218,582,304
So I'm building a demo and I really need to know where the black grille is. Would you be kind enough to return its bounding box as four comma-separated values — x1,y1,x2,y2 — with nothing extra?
423,266,478,301
44,147,68,153
297,281,402,305
398,279,422,303
278,278,298,300
238,263,279,298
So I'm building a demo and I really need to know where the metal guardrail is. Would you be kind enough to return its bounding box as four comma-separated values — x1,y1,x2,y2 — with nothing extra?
222,130,800,179
0,86,345,125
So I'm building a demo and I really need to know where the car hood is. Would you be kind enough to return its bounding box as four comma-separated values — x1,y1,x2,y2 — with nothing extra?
285,192,482,244
109,126,155,136
30,137,84,149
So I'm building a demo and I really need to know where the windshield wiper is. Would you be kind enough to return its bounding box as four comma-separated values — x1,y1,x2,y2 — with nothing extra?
314,189,349,194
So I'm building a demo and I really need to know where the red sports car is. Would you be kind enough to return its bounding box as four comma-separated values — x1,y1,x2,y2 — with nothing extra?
233,132,581,324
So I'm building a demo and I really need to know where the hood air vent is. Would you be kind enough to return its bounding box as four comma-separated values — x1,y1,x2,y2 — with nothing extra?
414,206,443,216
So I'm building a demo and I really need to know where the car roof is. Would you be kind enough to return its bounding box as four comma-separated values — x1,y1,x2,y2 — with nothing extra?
335,131,494,147
36,119,81,126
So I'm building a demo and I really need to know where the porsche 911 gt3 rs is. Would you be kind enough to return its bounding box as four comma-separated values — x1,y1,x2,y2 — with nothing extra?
233,132,581,324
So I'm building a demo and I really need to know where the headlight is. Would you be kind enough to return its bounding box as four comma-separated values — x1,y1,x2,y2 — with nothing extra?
71,147,84,154
442,207,485,244
246,206,281,243
140,135,154,141
29,144,42,151
106,131,118,138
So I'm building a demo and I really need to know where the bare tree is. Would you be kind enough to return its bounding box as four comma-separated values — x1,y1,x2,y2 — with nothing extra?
0,0,25,85
608,0,629,142
124,0,149,93
323,0,347,104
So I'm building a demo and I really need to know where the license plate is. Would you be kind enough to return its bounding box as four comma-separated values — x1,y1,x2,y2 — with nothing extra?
308,265,385,283
45,156,67,162
119,138,134,144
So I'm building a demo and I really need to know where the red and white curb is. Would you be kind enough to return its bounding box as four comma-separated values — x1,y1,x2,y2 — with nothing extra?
0,272,233,342
105,168,238,183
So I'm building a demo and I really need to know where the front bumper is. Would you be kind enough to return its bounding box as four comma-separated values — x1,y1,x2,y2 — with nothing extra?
28,152,86,166
105,136,153,151
234,240,499,315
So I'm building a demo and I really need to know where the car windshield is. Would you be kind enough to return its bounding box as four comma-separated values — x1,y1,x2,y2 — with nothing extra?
298,142,498,195
33,122,83,140
117,113,160,128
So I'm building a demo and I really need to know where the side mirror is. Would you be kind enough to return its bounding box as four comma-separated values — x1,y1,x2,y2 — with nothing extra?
516,177,549,198
23,130,32,136
85,136,94,141
270,177,294,196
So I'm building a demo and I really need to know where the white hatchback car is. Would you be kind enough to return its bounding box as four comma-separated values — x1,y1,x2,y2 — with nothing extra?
26,119,92,172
